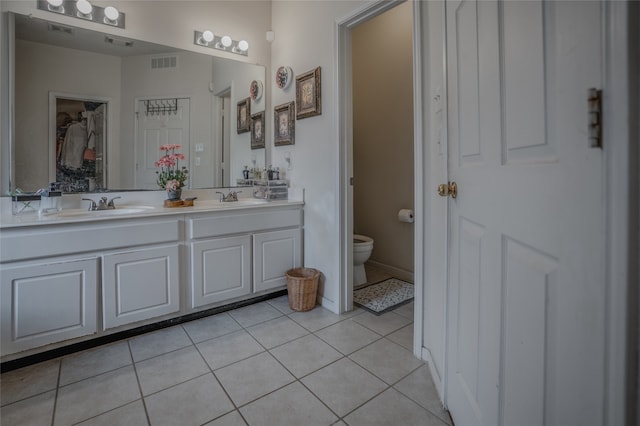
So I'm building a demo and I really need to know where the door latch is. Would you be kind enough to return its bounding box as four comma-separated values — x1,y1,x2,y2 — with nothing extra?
588,88,602,148
437,182,458,198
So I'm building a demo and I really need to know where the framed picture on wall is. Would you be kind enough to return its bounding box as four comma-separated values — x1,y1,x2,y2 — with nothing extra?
295,66,321,119
251,111,265,149
274,101,295,146
237,97,251,134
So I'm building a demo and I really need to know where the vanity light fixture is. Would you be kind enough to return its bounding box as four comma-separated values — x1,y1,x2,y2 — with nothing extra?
37,0,126,29
193,30,249,57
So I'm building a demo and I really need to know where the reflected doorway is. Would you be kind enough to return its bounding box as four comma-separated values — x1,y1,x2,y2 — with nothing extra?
50,93,108,193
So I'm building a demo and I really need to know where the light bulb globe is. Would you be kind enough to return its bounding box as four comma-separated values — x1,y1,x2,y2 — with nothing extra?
76,0,92,15
238,40,249,52
104,6,119,21
202,30,214,43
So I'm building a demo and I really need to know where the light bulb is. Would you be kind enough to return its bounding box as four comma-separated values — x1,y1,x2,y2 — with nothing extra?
237,40,249,52
202,30,214,43
104,6,119,21
47,0,64,7
76,0,92,15
221,35,232,48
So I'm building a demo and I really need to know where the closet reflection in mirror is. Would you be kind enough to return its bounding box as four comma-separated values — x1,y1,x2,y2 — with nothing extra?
11,13,266,193
54,95,107,193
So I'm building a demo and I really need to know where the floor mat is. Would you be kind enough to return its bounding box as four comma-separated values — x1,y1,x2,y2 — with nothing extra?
353,278,414,315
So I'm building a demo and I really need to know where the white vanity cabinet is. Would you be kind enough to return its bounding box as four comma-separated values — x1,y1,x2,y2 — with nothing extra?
253,228,302,292
0,200,303,360
102,244,180,329
0,257,98,356
187,205,303,309
0,217,181,357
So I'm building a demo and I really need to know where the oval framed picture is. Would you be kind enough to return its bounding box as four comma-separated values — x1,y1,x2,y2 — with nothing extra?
249,80,263,101
275,66,293,89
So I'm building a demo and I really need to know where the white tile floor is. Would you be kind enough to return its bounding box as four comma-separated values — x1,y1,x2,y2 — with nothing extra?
0,297,452,426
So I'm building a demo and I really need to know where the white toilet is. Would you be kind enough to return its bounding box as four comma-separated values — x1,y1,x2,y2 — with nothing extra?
353,234,374,286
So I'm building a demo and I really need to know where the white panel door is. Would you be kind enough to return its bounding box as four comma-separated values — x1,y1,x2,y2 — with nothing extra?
254,228,302,292
135,98,190,189
0,258,98,356
190,235,252,307
445,1,605,425
102,245,180,329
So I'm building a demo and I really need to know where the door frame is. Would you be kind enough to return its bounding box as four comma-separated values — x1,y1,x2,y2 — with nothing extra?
336,0,425,357
602,1,633,423
213,88,231,188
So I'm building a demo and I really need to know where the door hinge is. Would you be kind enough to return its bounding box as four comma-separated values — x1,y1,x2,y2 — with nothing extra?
350,177,354,186
588,88,602,148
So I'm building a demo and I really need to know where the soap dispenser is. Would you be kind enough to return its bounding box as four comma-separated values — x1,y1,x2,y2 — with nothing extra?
39,183,62,214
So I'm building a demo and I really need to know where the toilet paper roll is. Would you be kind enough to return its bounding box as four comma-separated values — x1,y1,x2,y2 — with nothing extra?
398,209,414,223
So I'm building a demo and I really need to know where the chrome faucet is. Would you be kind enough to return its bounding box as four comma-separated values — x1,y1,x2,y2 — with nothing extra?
107,196,121,209
216,190,242,202
82,196,121,211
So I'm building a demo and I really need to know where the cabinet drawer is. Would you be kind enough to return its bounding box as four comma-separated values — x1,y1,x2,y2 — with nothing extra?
1,257,98,356
1,218,180,263
188,208,302,239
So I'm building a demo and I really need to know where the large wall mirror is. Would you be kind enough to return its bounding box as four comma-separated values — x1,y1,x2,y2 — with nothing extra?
7,12,266,193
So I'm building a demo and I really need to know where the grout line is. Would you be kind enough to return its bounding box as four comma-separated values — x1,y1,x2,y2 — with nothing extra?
128,339,152,426
50,359,62,426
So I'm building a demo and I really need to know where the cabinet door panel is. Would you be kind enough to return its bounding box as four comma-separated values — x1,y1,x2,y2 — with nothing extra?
253,229,302,292
1,258,98,356
191,236,251,307
103,245,180,329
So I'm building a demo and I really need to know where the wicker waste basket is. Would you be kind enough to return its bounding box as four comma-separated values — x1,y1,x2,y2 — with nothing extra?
286,267,320,312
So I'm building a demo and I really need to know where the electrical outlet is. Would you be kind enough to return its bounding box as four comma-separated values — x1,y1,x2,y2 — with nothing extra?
195,143,204,152
284,151,292,170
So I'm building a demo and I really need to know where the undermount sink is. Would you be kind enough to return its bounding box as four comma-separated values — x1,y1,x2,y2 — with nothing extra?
52,206,156,218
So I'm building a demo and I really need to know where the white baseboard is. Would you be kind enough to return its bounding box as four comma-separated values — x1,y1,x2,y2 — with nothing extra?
421,347,446,408
367,260,414,283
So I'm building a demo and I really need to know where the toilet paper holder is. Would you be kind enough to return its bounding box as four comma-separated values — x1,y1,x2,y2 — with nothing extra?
398,209,414,223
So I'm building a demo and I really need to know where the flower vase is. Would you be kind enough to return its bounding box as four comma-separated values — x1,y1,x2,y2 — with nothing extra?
167,188,182,201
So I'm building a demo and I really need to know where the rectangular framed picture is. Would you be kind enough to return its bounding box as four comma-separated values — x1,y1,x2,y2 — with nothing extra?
237,97,250,134
296,66,321,119
274,101,295,146
251,111,265,149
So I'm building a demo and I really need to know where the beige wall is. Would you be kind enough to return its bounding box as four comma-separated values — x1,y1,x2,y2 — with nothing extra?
352,2,414,276
14,39,122,192
270,0,370,309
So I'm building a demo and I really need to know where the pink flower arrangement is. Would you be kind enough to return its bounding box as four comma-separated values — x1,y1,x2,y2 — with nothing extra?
154,144,188,191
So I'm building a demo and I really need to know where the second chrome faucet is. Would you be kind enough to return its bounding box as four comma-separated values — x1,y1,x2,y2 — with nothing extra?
82,196,121,211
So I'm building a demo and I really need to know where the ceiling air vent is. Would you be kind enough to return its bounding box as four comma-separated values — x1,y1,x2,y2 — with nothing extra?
151,56,178,69
47,23,74,36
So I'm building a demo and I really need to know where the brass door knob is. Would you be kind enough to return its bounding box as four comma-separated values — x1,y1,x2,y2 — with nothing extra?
437,182,457,198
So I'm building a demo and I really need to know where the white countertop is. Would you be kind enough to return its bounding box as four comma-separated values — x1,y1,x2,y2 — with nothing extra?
1,188,304,229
